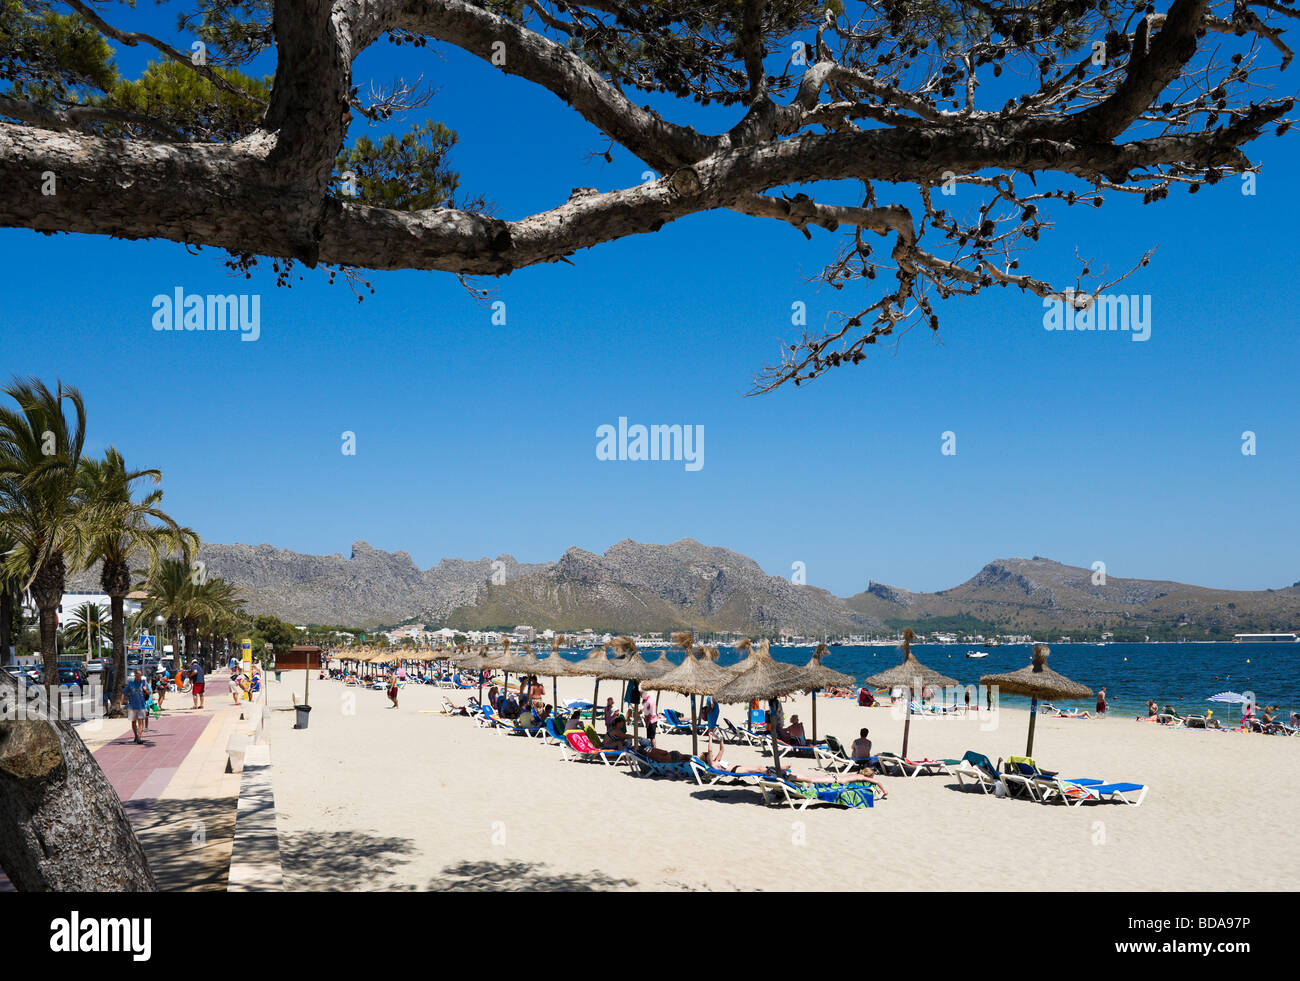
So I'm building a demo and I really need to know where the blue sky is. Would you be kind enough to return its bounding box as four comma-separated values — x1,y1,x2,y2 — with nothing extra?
4,4,1298,596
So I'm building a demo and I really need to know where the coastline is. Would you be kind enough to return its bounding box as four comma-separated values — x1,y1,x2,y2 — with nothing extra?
266,672,1299,891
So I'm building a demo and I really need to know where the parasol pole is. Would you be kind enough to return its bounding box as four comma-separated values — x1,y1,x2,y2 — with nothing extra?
901,677,916,759
811,687,819,743
690,694,698,757
769,698,782,774
1026,696,1039,756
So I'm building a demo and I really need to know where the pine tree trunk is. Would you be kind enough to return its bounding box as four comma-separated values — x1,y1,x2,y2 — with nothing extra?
0,671,156,890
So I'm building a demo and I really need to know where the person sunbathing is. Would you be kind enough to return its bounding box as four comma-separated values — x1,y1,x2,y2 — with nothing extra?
780,769,888,799
602,715,653,754
849,728,873,769
698,730,759,772
784,716,808,744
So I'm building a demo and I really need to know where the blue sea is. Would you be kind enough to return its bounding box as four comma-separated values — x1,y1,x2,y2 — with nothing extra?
767,642,1300,719
547,643,1300,720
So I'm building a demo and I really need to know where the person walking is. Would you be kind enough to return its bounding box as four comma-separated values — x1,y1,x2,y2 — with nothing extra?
189,659,206,709
387,671,399,709
125,668,151,745
641,689,658,746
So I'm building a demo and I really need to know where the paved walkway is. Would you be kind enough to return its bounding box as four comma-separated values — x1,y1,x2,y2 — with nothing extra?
0,674,250,891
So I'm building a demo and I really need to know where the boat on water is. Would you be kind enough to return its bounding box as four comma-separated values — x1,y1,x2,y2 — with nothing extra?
965,650,990,659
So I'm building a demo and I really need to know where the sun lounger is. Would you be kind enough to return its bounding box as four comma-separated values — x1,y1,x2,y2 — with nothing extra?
629,752,694,779
813,735,858,772
951,751,1005,794
1032,775,1102,806
1059,778,1149,806
875,753,956,777
1088,781,1149,806
541,717,569,746
660,708,698,734
721,718,756,745
758,776,877,810
560,730,631,766
687,757,771,786
497,718,544,738
1000,757,1057,800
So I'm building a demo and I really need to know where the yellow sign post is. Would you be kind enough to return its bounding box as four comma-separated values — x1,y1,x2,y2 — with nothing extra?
241,639,253,701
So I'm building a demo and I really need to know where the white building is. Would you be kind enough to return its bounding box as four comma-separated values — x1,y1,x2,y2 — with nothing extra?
23,590,143,624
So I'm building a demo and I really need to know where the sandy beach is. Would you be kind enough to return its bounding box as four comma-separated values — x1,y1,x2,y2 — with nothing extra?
261,672,1299,891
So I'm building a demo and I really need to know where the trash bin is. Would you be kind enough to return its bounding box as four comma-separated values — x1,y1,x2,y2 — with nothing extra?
294,704,312,729
275,671,282,682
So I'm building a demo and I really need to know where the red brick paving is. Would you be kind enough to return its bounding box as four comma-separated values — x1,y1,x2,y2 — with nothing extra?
0,707,218,891
95,712,213,802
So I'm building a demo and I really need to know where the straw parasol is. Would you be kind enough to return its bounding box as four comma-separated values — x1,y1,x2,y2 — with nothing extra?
599,636,660,739
566,643,621,724
864,628,957,759
533,635,569,708
980,645,1092,756
652,632,734,756
803,643,856,742
713,639,816,774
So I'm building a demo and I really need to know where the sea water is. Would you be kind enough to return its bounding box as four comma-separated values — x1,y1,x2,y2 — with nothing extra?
766,642,1300,720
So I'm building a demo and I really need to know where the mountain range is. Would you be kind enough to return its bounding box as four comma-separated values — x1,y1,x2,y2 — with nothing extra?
69,539,1300,640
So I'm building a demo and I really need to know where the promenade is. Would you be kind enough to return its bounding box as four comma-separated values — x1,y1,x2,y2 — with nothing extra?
1,671,248,891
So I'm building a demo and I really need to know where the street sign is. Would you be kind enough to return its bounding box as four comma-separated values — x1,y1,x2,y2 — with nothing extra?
139,635,155,651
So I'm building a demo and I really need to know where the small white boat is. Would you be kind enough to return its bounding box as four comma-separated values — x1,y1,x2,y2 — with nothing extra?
965,650,990,659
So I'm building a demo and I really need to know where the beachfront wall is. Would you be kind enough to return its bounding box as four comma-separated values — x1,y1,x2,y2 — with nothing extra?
275,646,323,671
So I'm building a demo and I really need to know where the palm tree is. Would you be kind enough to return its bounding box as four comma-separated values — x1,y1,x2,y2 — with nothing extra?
141,558,200,668
0,531,20,667
0,380,157,890
195,576,242,667
78,447,197,712
64,601,109,654
0,378,96,687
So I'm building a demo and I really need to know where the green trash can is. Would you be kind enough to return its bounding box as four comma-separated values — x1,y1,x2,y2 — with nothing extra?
275,671,282,682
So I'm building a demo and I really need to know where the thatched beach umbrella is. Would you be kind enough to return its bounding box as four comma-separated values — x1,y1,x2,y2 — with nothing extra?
567,644,619,724
980,644,1092,756
864,628,957,759
603,636,663,739
713,640,813,775
804,643,856,742
533,634,570,709
457,646,498,703
652,632,732,756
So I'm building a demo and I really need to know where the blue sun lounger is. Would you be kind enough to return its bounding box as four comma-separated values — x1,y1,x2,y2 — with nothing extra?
629,752,695,779
1061,778,1149,806
660,708,698,734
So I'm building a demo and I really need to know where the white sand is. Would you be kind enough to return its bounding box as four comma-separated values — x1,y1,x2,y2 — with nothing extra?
266,673,1299,891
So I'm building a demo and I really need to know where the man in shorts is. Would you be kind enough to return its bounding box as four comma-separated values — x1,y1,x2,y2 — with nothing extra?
125,668,152,745
190,659,206,709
